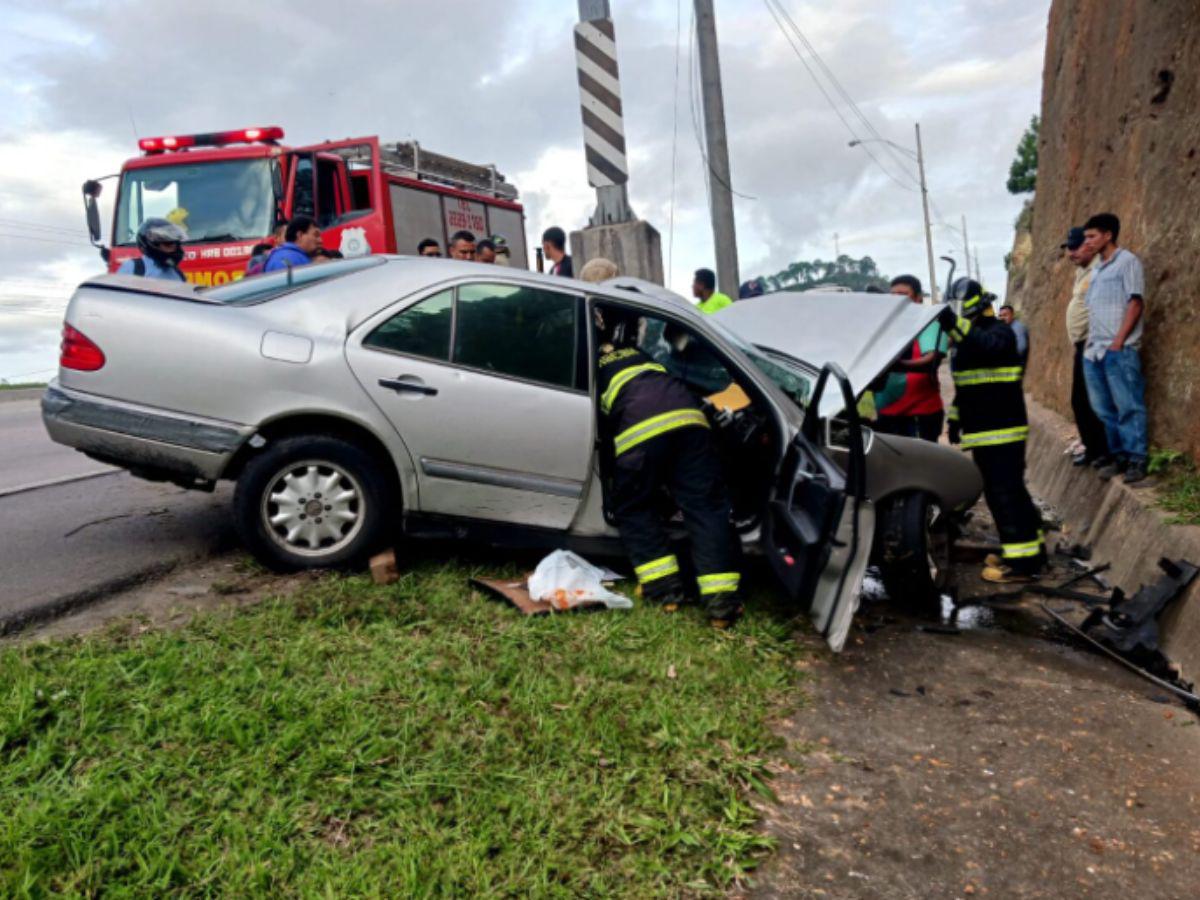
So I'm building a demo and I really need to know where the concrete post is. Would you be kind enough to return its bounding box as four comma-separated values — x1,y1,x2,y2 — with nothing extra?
571,0,665,283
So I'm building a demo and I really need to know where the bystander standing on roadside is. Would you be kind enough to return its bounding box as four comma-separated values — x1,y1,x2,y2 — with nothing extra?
246,220,288,277
1081,213,1149,485
490,235,512,267
417,238,442,258
692,269,733,314
1060,226,1110,467
998,305,1029,368
542,227,573,277
263,217,321,273
476,239,497,264
875,274,948,442
579,257,619,283
448,231,477,261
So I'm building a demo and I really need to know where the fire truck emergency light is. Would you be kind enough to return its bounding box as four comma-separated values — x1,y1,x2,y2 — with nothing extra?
138,127,285,154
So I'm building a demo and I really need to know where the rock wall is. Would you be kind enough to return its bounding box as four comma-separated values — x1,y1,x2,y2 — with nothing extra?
1013,0,1200,459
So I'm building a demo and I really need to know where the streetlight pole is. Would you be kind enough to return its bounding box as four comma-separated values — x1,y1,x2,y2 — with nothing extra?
848,126,938,304
914,124,938,305
694,0,740,298
961,214,971,280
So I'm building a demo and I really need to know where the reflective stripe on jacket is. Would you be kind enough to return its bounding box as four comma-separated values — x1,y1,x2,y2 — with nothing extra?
597,346,708,455
949,316,1028,448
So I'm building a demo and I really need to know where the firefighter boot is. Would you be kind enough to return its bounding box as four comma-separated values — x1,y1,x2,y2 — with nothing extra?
705,592,743,629
643,574,691,613
981,564,1038,585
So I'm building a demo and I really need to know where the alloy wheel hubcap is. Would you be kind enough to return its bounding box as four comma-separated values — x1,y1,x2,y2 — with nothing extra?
262,461,364,557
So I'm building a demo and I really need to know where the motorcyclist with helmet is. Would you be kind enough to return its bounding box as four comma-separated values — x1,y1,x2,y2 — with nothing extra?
939,278,1045,584
594,304,743,627
117,218,188,281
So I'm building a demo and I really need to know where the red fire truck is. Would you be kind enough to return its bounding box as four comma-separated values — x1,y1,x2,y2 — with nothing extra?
82,127,528,285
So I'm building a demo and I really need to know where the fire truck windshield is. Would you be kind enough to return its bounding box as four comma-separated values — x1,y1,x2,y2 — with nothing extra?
115,158,275,245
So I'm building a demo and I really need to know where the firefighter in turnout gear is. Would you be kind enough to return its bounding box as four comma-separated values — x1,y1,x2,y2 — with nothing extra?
594,305,743,627
940,278,1045,583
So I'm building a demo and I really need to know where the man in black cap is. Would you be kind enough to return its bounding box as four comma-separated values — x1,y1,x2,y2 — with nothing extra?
1062,226,1110,467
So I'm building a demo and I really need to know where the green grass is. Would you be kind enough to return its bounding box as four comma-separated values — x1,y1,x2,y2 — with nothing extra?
0,561,806,897
1148,448,1200,526
0,382,46,391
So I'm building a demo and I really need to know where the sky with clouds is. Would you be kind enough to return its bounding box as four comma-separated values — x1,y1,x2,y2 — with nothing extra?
0,0,1049,382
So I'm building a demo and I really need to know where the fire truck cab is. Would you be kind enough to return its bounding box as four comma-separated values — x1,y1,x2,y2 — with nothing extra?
83,127,528,286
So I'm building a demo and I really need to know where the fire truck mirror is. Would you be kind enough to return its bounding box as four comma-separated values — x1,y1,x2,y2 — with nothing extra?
83,190,102,245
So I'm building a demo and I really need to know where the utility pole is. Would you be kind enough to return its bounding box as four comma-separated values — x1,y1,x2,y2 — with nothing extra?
961,214,971,280
915,123,938,305
694,0,740,298
974,246,982,286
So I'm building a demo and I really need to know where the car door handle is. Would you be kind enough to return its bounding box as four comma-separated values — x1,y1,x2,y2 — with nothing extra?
378,377,438,396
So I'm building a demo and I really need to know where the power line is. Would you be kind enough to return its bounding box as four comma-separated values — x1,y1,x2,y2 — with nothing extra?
0,218,84,237
0,232,93,248
768,0,920,184
762,0,917,194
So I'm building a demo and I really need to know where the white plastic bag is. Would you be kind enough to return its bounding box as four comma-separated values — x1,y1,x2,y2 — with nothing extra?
527,550,633,611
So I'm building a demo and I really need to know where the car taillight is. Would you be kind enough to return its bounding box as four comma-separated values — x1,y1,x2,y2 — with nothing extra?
60,324,106,371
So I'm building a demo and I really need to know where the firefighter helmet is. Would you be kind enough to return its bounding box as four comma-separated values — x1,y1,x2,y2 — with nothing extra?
136,218,187,268
947,277,987,318
595,305,642,348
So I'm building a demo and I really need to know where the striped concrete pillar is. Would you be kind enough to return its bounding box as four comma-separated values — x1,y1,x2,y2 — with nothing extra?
575,2,632,224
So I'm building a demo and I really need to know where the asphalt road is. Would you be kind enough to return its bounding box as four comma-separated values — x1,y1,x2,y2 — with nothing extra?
0,392,233,630
0,391,114,494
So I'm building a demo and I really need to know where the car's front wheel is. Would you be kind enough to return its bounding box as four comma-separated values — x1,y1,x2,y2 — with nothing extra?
875,492,950,616
234,435,393,571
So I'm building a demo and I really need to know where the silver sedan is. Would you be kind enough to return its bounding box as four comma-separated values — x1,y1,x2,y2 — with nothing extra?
43,258,981,650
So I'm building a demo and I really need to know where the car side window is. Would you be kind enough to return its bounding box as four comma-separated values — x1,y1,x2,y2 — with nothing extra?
363,289,453,361
638,315,734,395
454,283,580,389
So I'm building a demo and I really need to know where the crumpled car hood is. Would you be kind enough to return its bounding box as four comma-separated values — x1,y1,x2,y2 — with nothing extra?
715,291,944,416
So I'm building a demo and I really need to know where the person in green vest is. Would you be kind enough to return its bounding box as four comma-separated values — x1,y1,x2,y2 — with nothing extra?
692,268,733,314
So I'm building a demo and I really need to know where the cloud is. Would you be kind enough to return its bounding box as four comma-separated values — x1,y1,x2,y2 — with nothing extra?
0,0,1052,378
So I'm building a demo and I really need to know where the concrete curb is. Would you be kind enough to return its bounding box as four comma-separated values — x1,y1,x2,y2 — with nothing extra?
0,560,179,638
0,387,46,404
1025,398,1200,682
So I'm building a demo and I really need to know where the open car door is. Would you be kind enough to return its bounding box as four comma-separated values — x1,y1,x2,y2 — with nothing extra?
763,363,873,651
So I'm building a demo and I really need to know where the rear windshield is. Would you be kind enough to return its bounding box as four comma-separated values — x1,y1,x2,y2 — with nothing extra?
202,257,385,306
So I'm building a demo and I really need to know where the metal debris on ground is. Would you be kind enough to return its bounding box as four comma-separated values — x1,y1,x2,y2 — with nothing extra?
1041,558,1199,710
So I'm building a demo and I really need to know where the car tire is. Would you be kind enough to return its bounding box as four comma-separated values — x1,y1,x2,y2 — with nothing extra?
234,435,394,572
875,492,949,616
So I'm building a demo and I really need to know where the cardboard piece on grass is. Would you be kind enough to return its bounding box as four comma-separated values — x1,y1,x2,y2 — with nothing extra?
471,576,609,616
370,549,399,585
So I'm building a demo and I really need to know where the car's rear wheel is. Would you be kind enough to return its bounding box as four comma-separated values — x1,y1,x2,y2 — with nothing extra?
234,435,393,571
875,492,949,616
